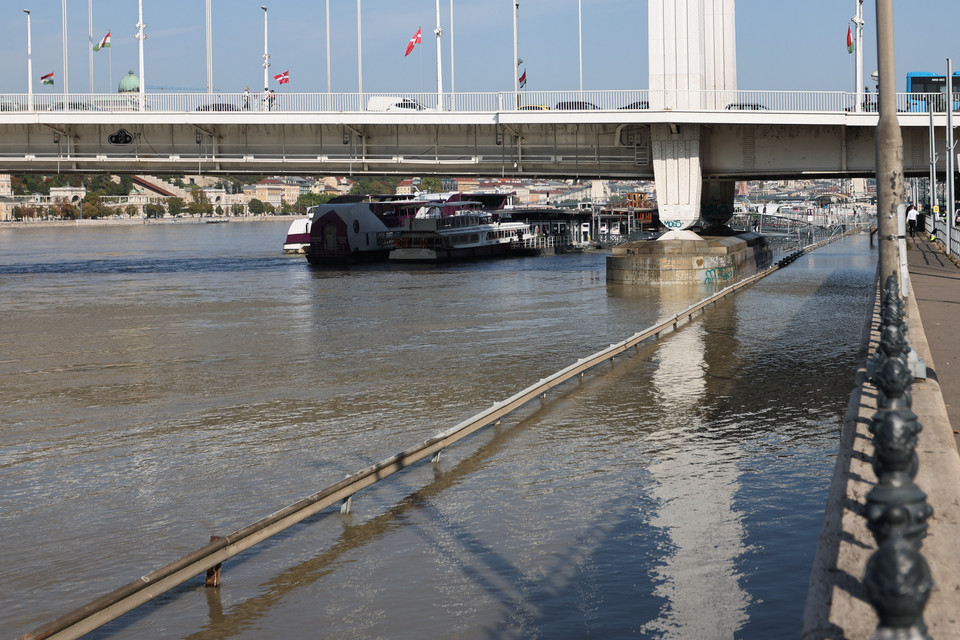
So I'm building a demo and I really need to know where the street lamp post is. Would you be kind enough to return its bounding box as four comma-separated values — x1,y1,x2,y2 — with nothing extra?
24,10,32,111
205,0,213,95
136,0,146,111
261,6,269,93
62,0,69,97
434,0,443,110
578,0,582,92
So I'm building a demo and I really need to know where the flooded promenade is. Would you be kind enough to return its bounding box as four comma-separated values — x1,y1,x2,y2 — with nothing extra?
1,222,876,639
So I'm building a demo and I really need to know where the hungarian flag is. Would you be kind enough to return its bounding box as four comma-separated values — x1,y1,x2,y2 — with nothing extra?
94,31,111,52
274,70,289,85
518,70,527,88
847,25,854,53
41,72,54,85
404,27,422,57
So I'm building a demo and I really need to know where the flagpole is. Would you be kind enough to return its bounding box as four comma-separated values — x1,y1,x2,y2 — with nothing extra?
854,0,864,113
512,1,519,96
577,0,582,92
24,10,32,112
88,0,94,94
109,38,113,91
62,0,69,97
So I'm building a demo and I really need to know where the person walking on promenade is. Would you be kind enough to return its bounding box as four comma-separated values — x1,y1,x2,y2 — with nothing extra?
243,87,250,110
907,202,918,237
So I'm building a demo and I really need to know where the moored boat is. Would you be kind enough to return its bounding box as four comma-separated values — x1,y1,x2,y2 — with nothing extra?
388,205,534,262
282,217,312,254
305,193,511,265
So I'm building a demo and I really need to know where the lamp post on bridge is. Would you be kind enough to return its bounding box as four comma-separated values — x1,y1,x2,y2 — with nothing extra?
261,6,269,95
23,10,32,112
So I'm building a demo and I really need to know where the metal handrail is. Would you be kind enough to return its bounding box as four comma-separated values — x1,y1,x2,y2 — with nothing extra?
0,90,951,114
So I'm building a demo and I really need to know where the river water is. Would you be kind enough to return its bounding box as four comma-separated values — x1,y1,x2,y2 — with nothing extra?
0,221,876,639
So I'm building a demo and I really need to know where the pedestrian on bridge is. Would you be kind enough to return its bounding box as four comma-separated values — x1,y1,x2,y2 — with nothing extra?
263,88,276,111
907,203,918,237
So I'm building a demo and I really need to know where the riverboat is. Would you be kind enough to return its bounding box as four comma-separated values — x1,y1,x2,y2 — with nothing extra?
388,205,534,262
282,217,311,254
305,193,510,265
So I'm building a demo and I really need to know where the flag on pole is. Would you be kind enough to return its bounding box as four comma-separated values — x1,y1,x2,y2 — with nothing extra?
518,70,527,88
94,31,111,52
847,25,854,53
274,70,290,85
404,27,422,57
41,72,54,85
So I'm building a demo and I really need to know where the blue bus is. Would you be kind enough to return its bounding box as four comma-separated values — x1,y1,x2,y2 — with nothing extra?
906,71,960,112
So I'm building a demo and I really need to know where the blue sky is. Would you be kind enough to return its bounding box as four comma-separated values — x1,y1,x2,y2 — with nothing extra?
0,0,955,95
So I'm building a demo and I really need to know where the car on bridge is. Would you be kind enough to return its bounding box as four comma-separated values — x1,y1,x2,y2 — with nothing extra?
196,103,240,112
367,96,435,112
619,101,650,110
725,102,768,110
518,104,549,111
554,101,599,110
48,101,101,111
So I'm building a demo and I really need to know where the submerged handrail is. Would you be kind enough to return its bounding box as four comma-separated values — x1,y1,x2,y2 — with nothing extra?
20,237,857,640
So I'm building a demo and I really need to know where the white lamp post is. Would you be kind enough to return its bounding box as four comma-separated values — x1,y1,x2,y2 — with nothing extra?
24,10,32,111
434,0,443,110
261,6,270,92
62,0,69,97
136,0,146,111
356,0,363,93
205,0,213,95
578,0,582,92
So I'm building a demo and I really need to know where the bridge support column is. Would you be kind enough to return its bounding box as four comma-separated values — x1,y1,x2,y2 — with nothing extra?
701,178,737,230
651,123,702,239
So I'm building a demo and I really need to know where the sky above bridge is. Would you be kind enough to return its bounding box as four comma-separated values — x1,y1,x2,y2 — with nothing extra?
0,0,955,96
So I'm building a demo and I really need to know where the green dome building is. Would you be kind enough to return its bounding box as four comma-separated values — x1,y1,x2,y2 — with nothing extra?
118,71,140,93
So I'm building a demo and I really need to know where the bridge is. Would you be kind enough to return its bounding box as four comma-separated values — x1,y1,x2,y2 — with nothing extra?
0,89,945,182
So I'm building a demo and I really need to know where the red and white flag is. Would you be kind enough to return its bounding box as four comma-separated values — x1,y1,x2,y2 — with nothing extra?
274,70,289,85
404,27,422,57
518,70,527,88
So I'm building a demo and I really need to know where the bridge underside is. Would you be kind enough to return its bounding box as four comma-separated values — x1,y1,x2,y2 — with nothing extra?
0,121,936,180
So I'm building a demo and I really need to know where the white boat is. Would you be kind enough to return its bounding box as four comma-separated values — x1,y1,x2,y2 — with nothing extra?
305,193,511,265
389,205,534,262
282,217,312,254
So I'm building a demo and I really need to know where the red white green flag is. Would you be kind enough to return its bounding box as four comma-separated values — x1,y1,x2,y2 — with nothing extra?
94,31,111,52
847,26,854,53
41,72,54,85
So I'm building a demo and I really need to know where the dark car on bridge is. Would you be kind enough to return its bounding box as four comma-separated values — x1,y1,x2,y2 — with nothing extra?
554,101,600,110
725,102,768,111
619,101,650,110
196,103,240,112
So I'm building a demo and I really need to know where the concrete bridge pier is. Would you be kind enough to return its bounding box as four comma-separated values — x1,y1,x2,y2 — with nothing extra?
606,0,769,285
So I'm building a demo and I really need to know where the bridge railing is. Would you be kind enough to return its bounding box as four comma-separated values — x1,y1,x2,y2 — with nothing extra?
0,90,952,114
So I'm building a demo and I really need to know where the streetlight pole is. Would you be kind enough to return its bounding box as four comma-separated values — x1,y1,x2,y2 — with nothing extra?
512,1,519,95
326,0,331,94
578,0,583,92
356,0,363,94
449,0,455,94
875,0,905,290
205,0,213,95
136,0,146,111
62,0,69,97
946,58,955,246
261,6,269,93
434,0,443,110
853,0,864,112
24,10,32,111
